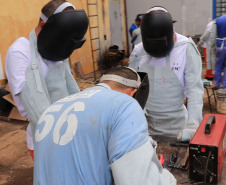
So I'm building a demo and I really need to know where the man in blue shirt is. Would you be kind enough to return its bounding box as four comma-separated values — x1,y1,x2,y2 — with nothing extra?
129,14,142,50
210,15,226,89
34,66,176,185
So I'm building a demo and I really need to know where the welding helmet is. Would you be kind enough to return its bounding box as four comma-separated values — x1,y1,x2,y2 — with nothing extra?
37,9,89,61
99,67,149,109
141,11,175,58
133,71,149,109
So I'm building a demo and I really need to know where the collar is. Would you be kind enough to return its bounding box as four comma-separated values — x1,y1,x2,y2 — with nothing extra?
95,83,112,89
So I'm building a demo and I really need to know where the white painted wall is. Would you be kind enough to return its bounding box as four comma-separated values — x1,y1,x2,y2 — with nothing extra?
126,0,212,51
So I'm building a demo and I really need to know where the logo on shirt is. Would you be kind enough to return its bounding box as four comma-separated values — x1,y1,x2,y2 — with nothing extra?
172,63,181,71
35,90,100,145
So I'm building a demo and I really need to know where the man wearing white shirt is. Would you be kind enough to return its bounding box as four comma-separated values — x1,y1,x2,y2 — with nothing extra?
129,6,204,142
199,20,215,80
5,0,88,159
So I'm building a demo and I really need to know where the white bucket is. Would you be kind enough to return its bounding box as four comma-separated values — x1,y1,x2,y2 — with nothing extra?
216,89,226,114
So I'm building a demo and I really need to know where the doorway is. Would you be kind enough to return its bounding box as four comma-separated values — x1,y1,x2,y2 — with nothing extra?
109,0,124,50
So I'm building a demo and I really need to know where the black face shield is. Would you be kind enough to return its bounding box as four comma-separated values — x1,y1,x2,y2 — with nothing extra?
141,12,175,58
133,72,149,109
38,10,89,61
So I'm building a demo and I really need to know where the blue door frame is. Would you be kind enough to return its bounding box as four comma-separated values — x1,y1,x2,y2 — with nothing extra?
213,0,216,19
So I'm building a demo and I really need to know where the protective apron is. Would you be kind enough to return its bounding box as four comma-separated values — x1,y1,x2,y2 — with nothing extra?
140,40,192,137
19,29,80,136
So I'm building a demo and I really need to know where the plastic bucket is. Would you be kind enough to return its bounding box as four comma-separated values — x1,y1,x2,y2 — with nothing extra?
216,89,226,114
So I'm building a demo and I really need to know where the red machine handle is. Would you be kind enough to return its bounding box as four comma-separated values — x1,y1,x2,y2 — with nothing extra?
204,115,215,134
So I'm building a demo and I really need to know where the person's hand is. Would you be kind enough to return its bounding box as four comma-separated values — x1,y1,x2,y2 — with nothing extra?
177,128,196,142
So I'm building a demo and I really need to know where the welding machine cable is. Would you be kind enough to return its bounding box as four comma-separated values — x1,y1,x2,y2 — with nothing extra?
204,150,212,185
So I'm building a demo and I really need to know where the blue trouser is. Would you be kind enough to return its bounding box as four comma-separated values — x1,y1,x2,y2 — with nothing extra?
214,46,226,89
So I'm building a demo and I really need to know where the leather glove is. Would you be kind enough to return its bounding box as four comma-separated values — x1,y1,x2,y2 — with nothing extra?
177,128,196,142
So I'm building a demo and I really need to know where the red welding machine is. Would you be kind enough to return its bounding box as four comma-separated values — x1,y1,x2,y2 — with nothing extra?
189,114,226,183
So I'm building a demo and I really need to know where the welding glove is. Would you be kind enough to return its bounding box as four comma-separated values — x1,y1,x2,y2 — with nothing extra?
177,128,196,142
177,121,198,142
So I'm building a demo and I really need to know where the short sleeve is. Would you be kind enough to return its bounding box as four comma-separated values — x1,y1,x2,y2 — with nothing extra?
5,38,30,96
108,99,149,163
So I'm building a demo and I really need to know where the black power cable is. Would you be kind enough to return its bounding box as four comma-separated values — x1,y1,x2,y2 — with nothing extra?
204,150,212,185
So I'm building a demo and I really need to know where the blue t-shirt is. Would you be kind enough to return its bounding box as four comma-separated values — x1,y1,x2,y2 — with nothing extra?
216,15,226,47
33,84,149,185
129,23,138,44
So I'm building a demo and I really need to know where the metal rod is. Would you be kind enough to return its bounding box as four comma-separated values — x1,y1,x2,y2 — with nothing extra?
170,143,189,147
89,15,98,17
91,37,100,40
92,49,100,52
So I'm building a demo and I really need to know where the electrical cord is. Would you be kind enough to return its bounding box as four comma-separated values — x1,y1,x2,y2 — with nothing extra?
204,150,212,185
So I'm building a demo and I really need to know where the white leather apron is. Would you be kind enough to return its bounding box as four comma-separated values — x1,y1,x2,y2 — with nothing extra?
111,139,176,185
19,29,79,136
139,41,190,137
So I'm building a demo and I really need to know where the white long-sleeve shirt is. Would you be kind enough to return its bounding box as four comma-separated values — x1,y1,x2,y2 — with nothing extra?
5,37,63,117
5,37,63,149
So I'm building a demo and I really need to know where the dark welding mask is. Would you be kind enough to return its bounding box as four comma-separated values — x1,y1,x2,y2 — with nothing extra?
141,12,175,58
99,67,149,109
37,10,89,61
133,72,149,109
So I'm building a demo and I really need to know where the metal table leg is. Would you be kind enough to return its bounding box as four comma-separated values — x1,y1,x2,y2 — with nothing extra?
204,86,212,113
